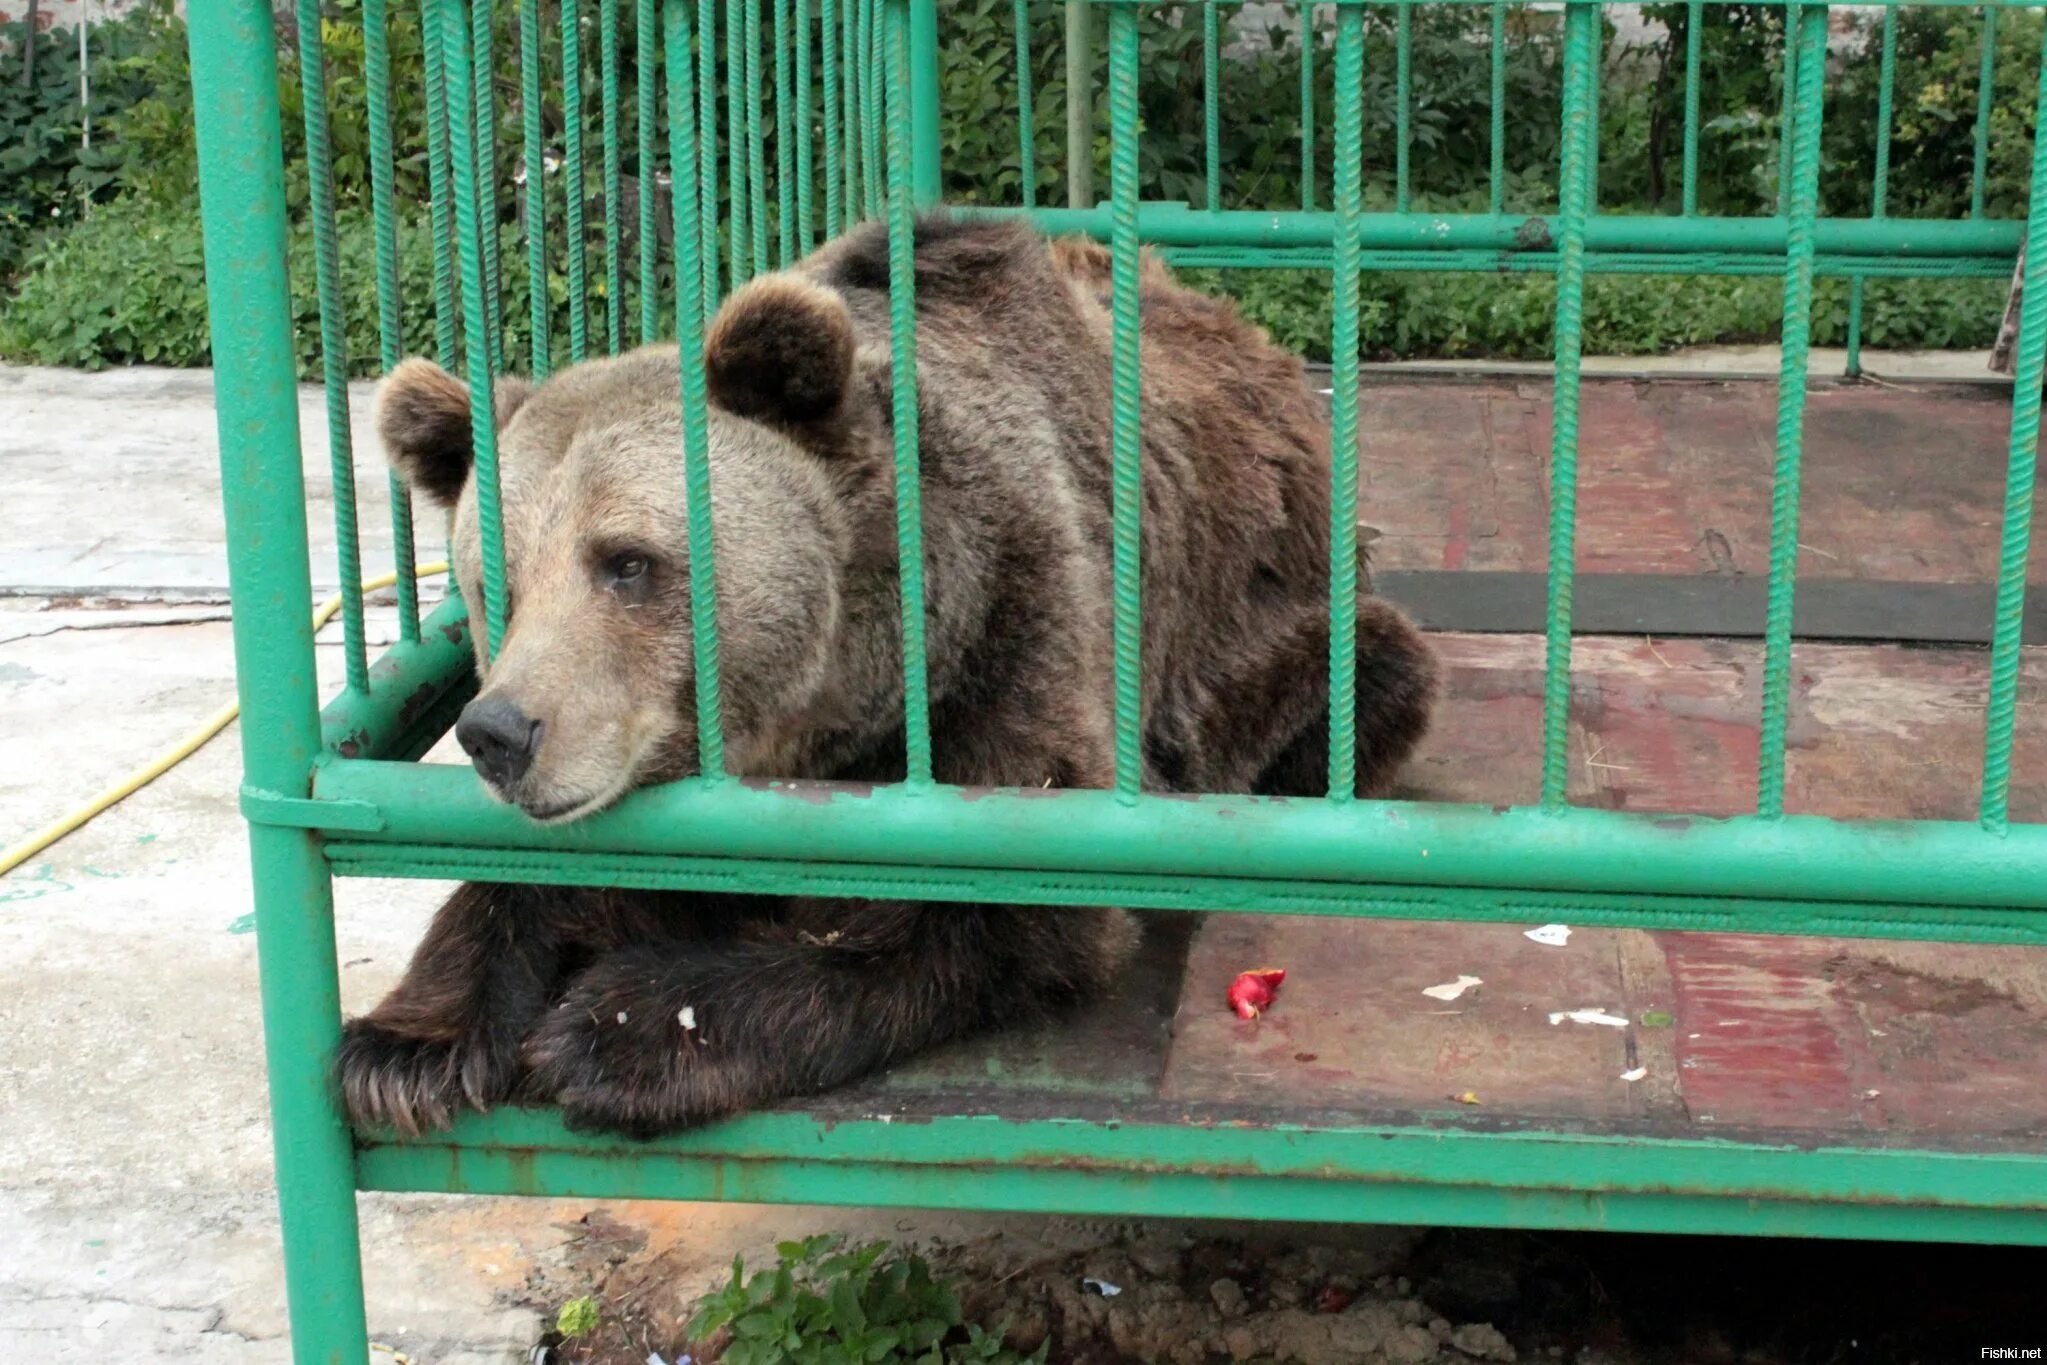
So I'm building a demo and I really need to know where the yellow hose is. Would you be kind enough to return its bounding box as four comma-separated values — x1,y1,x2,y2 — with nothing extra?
0,562,450,878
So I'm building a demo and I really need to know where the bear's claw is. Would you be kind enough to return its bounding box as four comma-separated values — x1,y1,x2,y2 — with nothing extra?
334,1018,519,1138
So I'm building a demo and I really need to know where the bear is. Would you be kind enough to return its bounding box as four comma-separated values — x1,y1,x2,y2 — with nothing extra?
338,216,1436,1139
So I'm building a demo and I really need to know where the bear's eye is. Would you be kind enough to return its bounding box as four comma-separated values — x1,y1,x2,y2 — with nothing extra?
606,553,651,585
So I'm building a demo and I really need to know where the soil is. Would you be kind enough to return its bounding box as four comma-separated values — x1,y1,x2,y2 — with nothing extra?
523,1214,2047,1365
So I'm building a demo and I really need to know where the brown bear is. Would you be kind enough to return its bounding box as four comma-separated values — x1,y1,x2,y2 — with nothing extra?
339,217,1436,1139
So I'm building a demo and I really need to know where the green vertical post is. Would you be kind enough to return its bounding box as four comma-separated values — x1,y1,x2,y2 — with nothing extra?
1204,0,1221,211
564,0,590,361
1107,0,1142,801
423,0,461,368
294,0,368,696
1395,2,1412,212
1757,2,1828,818
364,0,420,642
188,3,370,1361
748,0,771,265
776,0,796,264
1016,0,1038,208
863,0,884,217
443,0,510,656
796,0,814,252
883,0,933,786
1540,0,1599,812
698,0,720,313
1972,5,1997,220
639,0,660,342
602,0,626,351
522,0,551,375
825,0,843,230
1681,0,1702,215
908,0,940,203
1328,2,1365,799
1301,3,1316,212
1846,8,1897,379
1981,16,2047,834
666,0,726,779
1776,1,1798,212
471,0,503,369
729,0,751,282
842,0,860,218
1066,0,1092,207
1488,0,1505,216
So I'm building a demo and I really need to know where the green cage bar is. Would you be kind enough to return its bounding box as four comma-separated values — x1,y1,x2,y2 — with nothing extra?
563,0,591,360
1488,0,1505,216
190,0,374,1355
422,0,461,368
1845,2,1897,376
640,0,661,342
666,0,728,780
1981,13,2047,832
797,0,815,251
522,0,550,376
698,0,720,315
777,0,796,265
727,0,751,284
471,0,504,369
1974,4,1998,220
1205,0,1222,211
883,0,934,786
1327,2,1365,798
602,0,626,351
1017,0,1039,207
1302,3,1317,211
1681,0,1702,215
364,0,421,642
440,0,510,657
1107,0,1143,800
1756,1,1828,818
293,0,369,696
1538,0,1599,810
825,0,843,229
1775,1,1798,211
748,0,771,266
1395,2,1412,212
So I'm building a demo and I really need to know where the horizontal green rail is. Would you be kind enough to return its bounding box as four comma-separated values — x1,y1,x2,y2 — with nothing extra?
304,761,2047,918
355,1108,2047,1246
963,206,2024,259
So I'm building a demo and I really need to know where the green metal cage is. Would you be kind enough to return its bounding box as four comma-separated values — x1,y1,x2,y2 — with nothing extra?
187,0,2047,1357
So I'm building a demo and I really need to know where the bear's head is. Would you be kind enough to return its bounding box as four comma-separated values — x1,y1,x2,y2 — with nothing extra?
377,274,865,822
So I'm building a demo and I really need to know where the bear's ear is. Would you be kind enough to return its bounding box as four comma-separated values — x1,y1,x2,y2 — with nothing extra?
376,358,533,507
703,274,856,436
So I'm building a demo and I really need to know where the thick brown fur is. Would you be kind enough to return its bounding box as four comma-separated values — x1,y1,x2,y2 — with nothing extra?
341,217,1436,1139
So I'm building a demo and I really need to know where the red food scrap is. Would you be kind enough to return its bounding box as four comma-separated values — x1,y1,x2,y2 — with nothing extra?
1314,1285,1356,1314
1227,967,1286,1020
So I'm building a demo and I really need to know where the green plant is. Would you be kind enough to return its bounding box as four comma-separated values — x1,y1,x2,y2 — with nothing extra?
685,1237,1044,1365
556,1295,603,1339
0,3,177,277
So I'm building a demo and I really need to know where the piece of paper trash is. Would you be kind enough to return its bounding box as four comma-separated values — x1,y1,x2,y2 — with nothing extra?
677,1006,697,1031
1455,1090,1482,1105
1422,974,1482,1002
1524,923,1572,947
1548,1008,1629,1028
1082,1278,1122,1297
1619,1066,1647,1082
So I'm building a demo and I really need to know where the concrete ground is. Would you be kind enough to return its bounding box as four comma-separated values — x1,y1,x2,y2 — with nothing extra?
0,345,2030,1362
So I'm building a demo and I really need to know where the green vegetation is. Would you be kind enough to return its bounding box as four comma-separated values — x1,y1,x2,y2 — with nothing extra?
0,2,2033,373
685,1237,1043,1365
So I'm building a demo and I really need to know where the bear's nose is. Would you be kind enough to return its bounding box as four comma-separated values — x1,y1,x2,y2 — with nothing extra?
456,696,543,789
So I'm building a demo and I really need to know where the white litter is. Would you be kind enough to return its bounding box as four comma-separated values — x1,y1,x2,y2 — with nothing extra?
1619,1066,1647,1082
1548,1008,1629,1028
1524,924,1573,947
1421,974,1483,1002
1082,1278,1122,1297
678,1006,697,1031
615,1011,629,1025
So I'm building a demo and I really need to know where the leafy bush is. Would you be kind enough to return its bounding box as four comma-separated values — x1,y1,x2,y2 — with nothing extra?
0,4,178,275
685,1237,1043,1365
